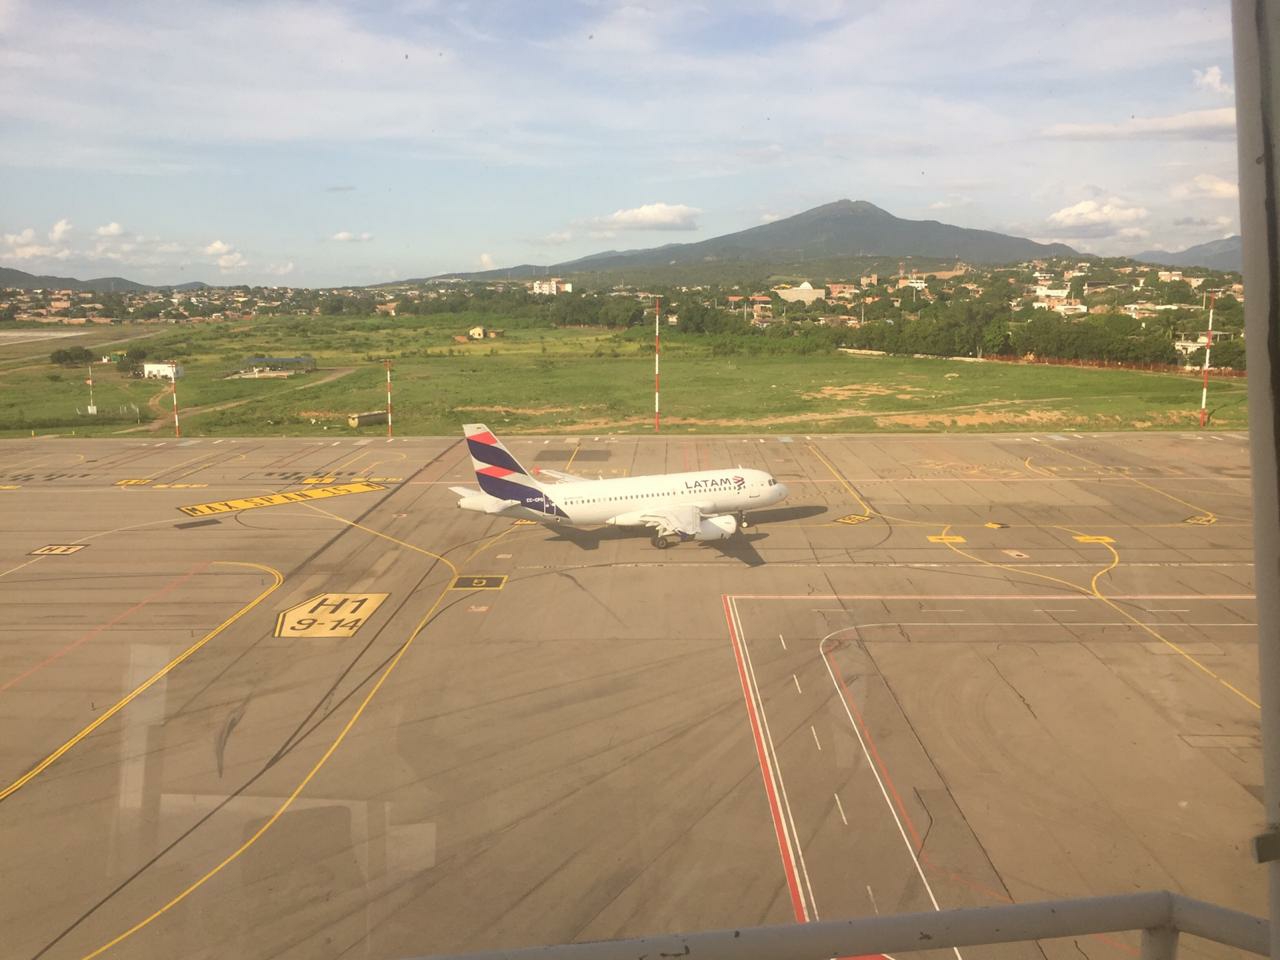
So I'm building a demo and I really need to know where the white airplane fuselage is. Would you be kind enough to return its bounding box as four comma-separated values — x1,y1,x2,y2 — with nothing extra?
519,467,787,525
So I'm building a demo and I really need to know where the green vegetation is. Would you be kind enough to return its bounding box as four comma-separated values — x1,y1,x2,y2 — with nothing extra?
0,308,1248,437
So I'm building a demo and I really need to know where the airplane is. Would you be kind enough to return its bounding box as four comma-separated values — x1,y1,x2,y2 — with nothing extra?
451,423,789,549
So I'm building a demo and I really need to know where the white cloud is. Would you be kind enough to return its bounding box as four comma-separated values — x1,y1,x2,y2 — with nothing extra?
1194,65,1233,96
1116,226,1150,240
478,252,495,269
201,238,246,271
1172,173,1238,199
1042,108,1236,141
2,227,69,260
217,251,247,271
928,195,973,211
330,230,372,242
265,260,295,276
95,221,123,236
48,218,72,242
541,230,574,245
759,213,781,223
1048,198,1148,228
600,202,701,231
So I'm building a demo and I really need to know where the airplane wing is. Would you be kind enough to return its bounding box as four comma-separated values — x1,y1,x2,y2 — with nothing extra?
536,468,587,483
637,503,702,538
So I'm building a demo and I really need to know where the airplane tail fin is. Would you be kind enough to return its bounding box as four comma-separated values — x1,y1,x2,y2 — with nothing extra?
462,423,547,504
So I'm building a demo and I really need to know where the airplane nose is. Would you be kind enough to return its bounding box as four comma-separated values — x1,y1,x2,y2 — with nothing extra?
774,482,789,501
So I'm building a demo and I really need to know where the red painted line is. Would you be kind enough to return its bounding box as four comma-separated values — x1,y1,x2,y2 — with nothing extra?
1,564,207,692
723,595,807,923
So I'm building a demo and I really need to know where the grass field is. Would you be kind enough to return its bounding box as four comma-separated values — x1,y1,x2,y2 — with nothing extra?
0,316,1249,437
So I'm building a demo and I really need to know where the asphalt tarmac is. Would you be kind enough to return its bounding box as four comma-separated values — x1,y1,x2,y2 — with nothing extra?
0,431,1261,960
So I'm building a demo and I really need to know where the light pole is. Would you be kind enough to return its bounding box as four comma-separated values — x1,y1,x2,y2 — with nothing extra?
653,296,661,433
384,359,393,438
1199,294,1216,428
170,363,181,438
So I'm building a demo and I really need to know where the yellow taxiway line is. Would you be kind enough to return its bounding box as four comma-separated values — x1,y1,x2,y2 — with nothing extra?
0,562,284,803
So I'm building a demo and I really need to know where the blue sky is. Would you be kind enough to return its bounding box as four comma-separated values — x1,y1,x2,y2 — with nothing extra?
0,0,1240,286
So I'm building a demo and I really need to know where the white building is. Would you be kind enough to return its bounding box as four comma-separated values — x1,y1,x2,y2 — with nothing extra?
531,278,573,295
774,281,828,304
142,362,183,380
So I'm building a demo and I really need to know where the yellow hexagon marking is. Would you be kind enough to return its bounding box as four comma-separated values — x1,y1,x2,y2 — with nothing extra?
275,593,389,639
835,514,872,525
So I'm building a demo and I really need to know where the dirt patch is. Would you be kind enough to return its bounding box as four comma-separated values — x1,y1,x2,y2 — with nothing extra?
297,410,344,418
455,404,575,416
874,407,1089,429
804,383,920,401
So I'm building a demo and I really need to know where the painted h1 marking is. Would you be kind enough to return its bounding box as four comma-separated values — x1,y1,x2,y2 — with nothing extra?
177,481,384,517
451,576,507,590
274,593,389,638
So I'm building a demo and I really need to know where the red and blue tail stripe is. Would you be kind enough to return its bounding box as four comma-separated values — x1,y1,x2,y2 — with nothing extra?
463,424,568,518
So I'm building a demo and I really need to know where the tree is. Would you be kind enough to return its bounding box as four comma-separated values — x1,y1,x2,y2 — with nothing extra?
50,346,95,366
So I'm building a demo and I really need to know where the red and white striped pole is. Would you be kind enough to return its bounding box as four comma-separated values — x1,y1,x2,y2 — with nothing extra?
170,364,181,438
385,358,393,438
654,295,661,433
1199,294,1216,428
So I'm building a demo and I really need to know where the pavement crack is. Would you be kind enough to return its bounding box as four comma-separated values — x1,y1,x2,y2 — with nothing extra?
988,658,1037,719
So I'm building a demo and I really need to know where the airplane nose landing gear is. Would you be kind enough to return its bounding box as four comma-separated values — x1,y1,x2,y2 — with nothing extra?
737,511,750,529
652,535,671,549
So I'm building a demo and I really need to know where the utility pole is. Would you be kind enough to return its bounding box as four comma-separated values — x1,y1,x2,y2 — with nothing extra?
384,358,393,438
1199,294,1216,427
653,296,661,433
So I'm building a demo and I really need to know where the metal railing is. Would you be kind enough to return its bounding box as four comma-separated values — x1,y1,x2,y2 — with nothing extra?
416,892,1267,960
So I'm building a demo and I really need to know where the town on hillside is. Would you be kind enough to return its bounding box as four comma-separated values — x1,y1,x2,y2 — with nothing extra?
0,256,1247,371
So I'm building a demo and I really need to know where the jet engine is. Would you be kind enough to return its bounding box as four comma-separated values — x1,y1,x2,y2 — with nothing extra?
695,514,738,540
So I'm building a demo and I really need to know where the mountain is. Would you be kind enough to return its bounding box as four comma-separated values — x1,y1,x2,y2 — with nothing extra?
0,266,208,292
1133,236,1242,272
429,200,1079,281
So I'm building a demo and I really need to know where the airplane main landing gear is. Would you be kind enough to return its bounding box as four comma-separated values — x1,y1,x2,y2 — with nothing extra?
652,535,671,549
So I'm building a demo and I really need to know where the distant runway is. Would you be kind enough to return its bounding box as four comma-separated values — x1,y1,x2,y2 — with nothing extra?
0,431,1260,960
